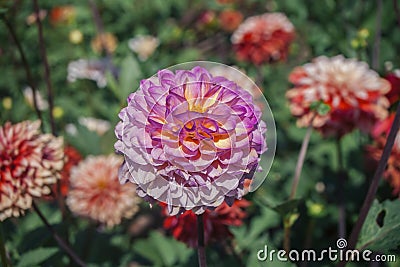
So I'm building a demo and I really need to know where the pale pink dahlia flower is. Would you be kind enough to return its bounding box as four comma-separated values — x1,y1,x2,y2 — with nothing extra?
66,155,140,227
286,55,390,137
115,66,267,215
0,121,64,221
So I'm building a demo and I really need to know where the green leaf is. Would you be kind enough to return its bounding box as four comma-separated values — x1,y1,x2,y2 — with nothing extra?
153,231,178,266
284,213,300,228
316,103,331,115
133,238,163,266
357,200,400,252
16,247,58,267
133,231,192,266
231,207,280,250
105,71,121,100
65,125,101,156
119,54,142,101
272,199,302,216
309,101,322,111
309,101,331,116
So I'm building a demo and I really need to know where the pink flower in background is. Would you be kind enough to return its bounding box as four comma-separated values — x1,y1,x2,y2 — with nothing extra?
115,66,267,215
286,55,390,137
0,121,64,221
196,10,217,29
128,35,159,61
66,155,140,227
26,9,47,25
23,87,49,111
163,199,250,247
67,59,108,88
78,116,111,136
231,12,295,65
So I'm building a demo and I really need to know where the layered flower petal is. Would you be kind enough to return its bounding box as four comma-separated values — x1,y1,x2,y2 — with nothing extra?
162,199,250,247
115,66,267,214
286,55,390,137
0,121,64,221
231,12,295,65
66,154,140,227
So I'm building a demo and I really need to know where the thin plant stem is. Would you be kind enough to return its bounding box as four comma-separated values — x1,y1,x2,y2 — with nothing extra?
224,240,245,267
1,16,43,126
300,219,315,267
336,138,346,238
82,223,96,261
33,0,56,135
290,118,315,199
32,202,87,267
256,67,264,89
0,223,11,267
87,0,117,83
394,0,400,27
284,115,315,253
88,0,112,60
372,0,382,70
338,101,400,267
283,221,292,254
197,214,207,267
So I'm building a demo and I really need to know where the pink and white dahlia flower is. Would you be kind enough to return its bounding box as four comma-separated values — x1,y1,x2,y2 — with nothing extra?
0,121,63,221
115,66,267,215
286,55,390,137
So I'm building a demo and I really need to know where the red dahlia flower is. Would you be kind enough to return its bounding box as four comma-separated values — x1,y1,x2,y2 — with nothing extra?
368,114,400,196
55,146,82,198
231,12,295,65
385,70,400,105
163,199,250,247
50,6,76,25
